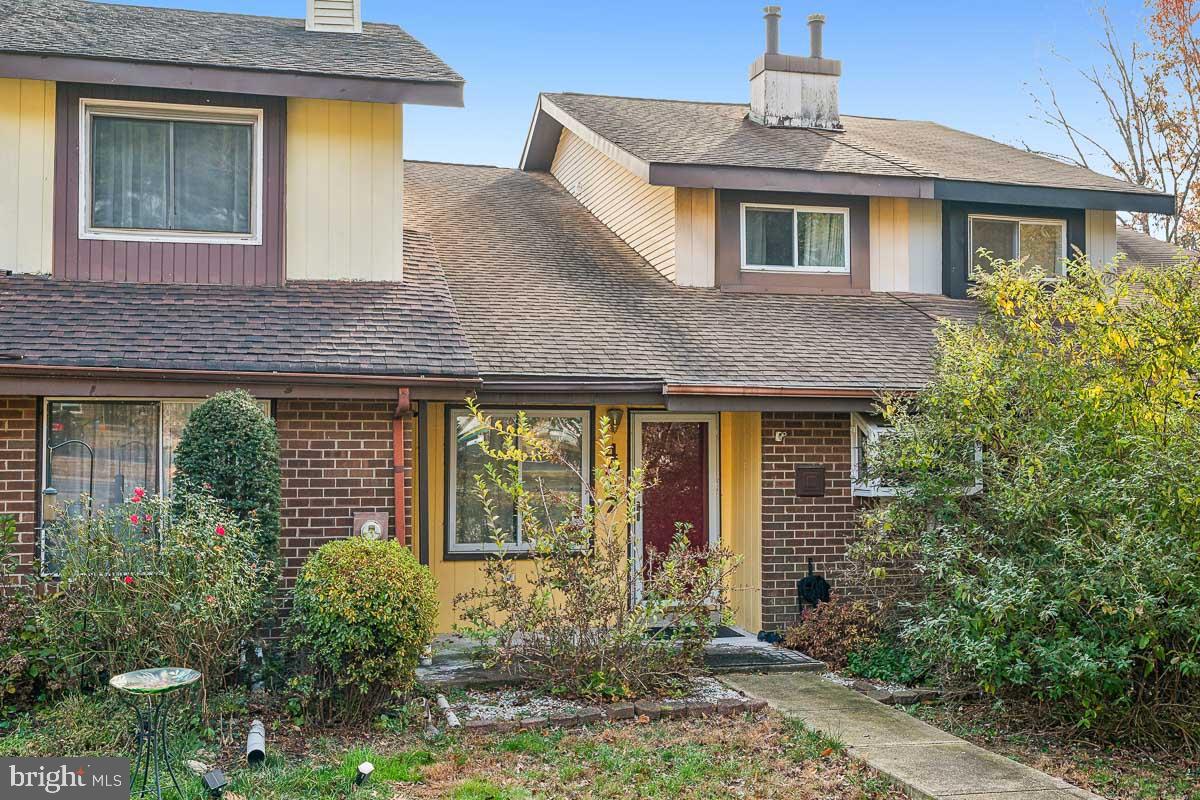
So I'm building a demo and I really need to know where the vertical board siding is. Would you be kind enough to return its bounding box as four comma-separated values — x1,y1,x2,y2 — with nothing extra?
424,404,764,633
286,98,404,281
551,130,677,281
869,197,942,294
1085,209,1118,268
721,411,763,632
0,79,55,274
674,188,716,287
52,83,285,286
907,198,942,294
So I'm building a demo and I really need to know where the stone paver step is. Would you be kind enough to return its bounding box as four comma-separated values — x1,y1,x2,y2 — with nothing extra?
720,672,1105,800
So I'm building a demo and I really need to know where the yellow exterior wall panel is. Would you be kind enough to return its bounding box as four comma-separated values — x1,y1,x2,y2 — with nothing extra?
286,98,404,281
0,79,55,275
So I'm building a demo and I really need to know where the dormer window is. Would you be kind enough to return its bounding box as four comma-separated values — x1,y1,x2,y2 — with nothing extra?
80,99,263,245
741,203,850,273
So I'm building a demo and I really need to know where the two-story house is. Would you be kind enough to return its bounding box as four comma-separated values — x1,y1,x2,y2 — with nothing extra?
0,1,1181,634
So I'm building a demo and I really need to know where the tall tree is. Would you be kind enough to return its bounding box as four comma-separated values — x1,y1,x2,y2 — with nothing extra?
1031,1,1200,248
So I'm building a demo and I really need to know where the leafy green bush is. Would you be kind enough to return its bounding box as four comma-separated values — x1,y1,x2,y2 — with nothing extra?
455,401,740,700
289,537,438,724
0,515,59,718
782,599,881,671
37,492,274,703
854,255,1200,733
846,640,928,686
173,390,281,561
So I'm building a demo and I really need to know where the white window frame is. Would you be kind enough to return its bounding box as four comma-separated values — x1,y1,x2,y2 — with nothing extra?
967,214,1068,275
79,98,265,246
740,202,851,273
851,412,983,498
446,408,592,555
38,397,271,575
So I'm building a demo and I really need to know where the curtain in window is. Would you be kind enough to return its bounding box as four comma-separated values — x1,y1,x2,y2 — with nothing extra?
744,208,794,267
796,211,846,268
173,121,252,233
91,117,170,230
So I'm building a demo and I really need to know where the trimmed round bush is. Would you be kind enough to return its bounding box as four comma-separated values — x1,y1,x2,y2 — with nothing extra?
289,537,438,724
173,389,280,561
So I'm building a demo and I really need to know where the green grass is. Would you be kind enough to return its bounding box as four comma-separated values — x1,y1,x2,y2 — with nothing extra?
493,729,562,755
337,746,433,783
783,718,846,761
450,778,533,800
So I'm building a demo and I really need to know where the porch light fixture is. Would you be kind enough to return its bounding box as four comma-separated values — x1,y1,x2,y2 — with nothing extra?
605,408,624,432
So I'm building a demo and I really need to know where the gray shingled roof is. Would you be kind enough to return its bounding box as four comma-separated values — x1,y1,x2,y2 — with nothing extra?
0,231,477,378
1116,226,1196,267
0,0,462,84
406,160,976,391
541,93,1163,198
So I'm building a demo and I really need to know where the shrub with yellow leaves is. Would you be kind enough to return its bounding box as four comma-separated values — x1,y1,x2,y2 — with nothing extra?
853,253,1200,742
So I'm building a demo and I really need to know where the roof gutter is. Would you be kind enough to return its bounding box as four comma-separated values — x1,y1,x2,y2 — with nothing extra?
0,53,465,107
663,383,903,398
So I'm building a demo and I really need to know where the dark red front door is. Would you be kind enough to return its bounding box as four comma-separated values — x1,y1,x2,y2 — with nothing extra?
639,418,711,575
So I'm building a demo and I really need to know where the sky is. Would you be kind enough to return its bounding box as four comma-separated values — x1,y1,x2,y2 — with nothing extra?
128,0,1153,170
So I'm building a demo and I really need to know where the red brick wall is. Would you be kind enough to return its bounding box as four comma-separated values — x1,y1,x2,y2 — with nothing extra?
761,411,862,630
0,398,37,585
276,399,413,592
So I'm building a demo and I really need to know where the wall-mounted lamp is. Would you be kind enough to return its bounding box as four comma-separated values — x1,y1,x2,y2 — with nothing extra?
605,408,624,431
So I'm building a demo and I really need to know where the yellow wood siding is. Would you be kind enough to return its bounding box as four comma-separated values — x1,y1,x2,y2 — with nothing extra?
721,412,762,632
286,98,403,281
551,130,677,281
423,405,763,634
1085,209,1119,268
869,197,941,293
0,79,55,275
674,188,716,287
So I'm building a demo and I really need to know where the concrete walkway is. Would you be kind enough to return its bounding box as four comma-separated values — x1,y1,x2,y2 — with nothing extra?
721,672,1104,800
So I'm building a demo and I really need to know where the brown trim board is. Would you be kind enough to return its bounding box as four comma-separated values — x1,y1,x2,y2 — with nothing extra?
0,53,465,107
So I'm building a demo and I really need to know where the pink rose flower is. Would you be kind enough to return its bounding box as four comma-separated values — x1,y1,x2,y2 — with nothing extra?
130,514,140,525
131,487,146,503
123,576,134,585
215,525,226,536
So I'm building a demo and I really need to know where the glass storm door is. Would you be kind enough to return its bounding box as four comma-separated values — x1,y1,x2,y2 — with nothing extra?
632,414,719,598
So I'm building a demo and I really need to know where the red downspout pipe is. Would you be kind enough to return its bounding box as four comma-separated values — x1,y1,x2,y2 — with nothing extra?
393,387,412,548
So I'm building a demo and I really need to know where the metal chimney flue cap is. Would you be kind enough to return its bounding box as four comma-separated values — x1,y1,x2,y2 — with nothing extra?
807,13,826,59
763,5,782,55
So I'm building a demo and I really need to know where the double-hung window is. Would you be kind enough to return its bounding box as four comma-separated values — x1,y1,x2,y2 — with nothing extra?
40,398,270,572
741,203,850,273
968,214,1066,275
80,99,263,244
447,408,590,555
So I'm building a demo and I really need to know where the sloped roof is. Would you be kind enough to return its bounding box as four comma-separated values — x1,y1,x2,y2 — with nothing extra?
0,0,463,104
0,231,477,379
406,160,975,392
524,93,1171,213
1116,226,1195,268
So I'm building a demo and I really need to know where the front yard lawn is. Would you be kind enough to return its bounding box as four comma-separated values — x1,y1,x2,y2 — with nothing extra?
907,701,1200,800
1,695,903,799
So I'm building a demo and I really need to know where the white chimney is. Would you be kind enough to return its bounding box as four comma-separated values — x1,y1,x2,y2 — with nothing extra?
749,8,842,130
306,0,362,33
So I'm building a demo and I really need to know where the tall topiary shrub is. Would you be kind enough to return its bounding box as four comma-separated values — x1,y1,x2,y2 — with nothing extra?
173,390,281,561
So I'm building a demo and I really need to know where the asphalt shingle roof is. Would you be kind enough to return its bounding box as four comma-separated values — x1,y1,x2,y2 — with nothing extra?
406,160,976,390
0,0,462,84
542,93,1163,198
1116,226,1196,267
0,230,477,378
